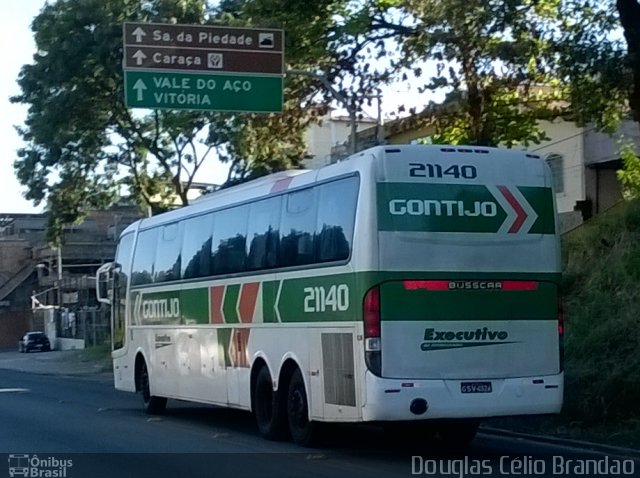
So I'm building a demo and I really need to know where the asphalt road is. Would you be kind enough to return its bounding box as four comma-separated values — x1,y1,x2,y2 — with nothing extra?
0,368,638,478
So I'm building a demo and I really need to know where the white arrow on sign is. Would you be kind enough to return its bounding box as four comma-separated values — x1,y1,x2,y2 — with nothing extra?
132,50,147,66
133,79,147,101
132,27,146,43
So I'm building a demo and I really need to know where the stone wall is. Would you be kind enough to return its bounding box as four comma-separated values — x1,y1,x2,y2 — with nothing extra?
0,311,31,348
558,210,584,234
0,241,31,283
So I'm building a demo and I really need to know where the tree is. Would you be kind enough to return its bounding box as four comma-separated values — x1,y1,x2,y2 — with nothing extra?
214,0,393,160
552,1,629,134
12,0,229,242
617,0,640,125
332,0,579,147
202,0,349,184
553,1,639,198
12,0,337,241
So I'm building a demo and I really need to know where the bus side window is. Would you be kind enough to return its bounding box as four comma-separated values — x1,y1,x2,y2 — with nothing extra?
211,205,249,275
247,196,281,271
154,222,183,283
280,188,318,267
316,176,359,263
181,213,214,279
113,233,134,350
131,228,158,286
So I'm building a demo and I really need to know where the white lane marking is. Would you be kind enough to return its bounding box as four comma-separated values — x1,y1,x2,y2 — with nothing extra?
0,388,30,393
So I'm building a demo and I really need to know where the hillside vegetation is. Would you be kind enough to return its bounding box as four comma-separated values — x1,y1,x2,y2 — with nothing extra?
560,200,640,443
490,200,640,447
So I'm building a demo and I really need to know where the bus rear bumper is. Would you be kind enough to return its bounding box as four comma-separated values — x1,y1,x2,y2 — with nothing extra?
361,372,563,422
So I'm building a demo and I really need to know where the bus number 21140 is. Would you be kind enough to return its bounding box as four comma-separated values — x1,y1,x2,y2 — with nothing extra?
303,285,350,312
409,163,477,179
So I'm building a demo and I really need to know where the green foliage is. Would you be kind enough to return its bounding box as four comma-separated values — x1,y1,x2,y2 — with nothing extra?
13,0,639,244
617,140,640,199
12,0,223,241
361,0,572,146
211,0,350,184
13,0,336,241
555,0,630,132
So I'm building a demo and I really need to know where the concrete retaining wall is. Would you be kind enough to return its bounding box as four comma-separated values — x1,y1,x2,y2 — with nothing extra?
55,337,85,350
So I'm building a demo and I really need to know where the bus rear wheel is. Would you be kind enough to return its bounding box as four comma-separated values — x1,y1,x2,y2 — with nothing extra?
140,362,167,415
254,366,286,440
287,368,318,447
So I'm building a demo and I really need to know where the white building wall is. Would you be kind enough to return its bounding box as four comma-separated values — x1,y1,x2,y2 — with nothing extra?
529,119,586,214
305,114,587,213
303,114,377,169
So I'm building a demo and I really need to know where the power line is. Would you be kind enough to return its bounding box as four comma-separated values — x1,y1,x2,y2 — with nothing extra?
530,127,594,152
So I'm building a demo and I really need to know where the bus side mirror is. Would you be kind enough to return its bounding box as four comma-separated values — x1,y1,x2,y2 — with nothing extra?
96,262,114,305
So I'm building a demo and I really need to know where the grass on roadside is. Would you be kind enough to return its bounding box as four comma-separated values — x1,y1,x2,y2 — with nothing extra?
492,200,640,449
57,342,111,366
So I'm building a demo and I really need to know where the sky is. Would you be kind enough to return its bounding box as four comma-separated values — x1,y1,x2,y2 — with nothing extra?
0,2,426,215
0,0,46,214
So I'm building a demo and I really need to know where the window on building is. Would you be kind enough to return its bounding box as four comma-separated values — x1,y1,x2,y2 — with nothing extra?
545,153,564,194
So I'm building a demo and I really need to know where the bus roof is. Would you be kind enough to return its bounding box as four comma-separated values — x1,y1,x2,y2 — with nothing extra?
120,144,546,237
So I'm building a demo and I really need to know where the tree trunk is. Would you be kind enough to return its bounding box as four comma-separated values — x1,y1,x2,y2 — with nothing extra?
617,0,640,127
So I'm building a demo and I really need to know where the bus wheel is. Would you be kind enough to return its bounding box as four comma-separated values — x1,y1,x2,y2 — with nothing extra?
140,362,167,415
435,419,479,448
287,368,317,447
254,366,286,440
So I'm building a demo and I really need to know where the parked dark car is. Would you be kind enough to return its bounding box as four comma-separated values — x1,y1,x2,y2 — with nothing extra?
18,332,51,353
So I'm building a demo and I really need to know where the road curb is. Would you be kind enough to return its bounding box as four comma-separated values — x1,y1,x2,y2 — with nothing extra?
480,426,640,459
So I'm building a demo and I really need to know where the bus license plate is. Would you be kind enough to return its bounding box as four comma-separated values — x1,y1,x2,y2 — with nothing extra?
461,382,492,393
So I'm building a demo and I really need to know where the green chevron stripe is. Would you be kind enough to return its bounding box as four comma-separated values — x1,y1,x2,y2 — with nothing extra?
261,280,279,323
519,186,555,234
223,284,240,323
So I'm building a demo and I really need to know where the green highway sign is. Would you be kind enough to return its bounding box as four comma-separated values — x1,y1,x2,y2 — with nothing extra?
122,22,284,113
124,71,283,112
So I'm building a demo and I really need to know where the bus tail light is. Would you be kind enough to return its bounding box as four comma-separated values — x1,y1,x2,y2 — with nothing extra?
558,295,565,372
558,296,565,337
363,286,381,376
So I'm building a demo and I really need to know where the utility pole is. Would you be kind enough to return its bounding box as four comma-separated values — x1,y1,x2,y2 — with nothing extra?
375,88,383,145
57,246,63,308
287,69,358,155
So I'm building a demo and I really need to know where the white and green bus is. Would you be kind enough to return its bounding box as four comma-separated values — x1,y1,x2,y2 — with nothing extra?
97,144,563,446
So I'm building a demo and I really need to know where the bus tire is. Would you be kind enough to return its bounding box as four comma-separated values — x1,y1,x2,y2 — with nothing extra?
254,366,286,440
140,361,167,415
435,419,479,448
287,368,318,447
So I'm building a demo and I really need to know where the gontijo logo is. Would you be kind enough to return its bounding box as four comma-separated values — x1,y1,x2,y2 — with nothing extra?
133,292,181,324
377,183,555,234
389,199,497,218
420,327,519,351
